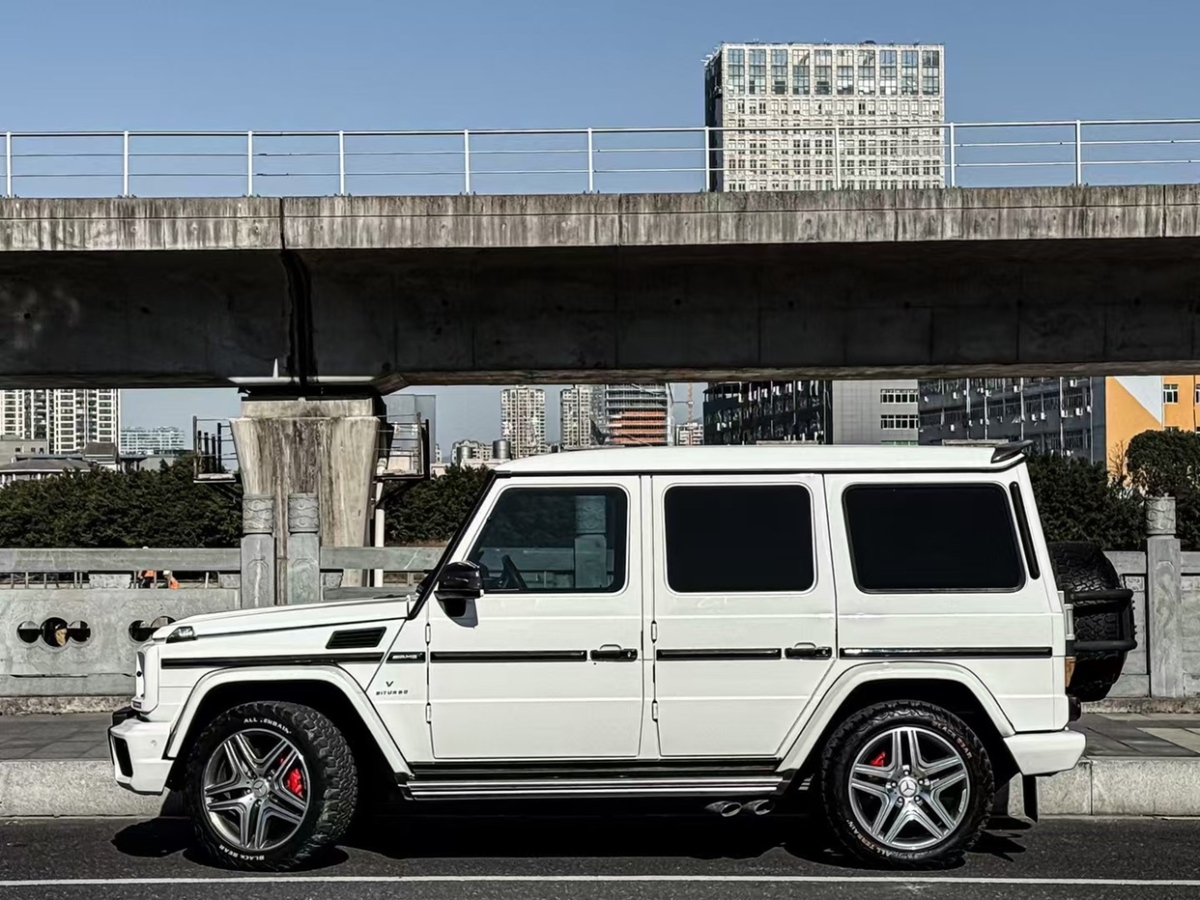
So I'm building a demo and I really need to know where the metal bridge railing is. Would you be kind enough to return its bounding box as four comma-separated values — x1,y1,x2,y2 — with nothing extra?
3,119,1200,199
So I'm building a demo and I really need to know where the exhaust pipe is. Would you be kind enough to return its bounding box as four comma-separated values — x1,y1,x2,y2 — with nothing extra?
706,800,742,817
743,799,773,816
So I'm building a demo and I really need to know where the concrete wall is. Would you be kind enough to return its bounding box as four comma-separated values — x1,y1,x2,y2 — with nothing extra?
4,187,1200,388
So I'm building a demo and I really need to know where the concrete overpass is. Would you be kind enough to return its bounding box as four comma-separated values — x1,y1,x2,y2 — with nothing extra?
4,184,1200,389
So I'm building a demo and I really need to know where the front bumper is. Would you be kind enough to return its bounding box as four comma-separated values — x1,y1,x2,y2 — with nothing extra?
1004,728,1086,776
109,706,173,795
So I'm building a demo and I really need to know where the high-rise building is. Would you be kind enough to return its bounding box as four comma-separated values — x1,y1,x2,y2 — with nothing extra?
701,41,939,431
500,386,547,459
918,376,1200,474
601,385,670,446
0,389,121,455
703,41,945,193
560,385,601,450
120,426,186,456
704,380,917,446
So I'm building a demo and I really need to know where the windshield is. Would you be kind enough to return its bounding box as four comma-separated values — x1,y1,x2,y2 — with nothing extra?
413,470,497,598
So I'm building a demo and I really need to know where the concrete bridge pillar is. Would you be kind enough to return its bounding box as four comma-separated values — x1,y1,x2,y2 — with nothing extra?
230,396,383,605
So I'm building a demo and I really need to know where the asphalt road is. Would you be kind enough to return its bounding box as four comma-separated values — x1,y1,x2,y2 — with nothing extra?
2,814,1200,899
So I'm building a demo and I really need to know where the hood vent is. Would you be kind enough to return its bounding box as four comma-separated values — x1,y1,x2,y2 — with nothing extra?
326,627,386,650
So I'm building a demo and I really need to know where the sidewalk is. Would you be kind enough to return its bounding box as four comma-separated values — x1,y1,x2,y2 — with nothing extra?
1,712,1200,817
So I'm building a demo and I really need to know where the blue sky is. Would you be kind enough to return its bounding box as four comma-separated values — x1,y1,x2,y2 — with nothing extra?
4,0,1196,451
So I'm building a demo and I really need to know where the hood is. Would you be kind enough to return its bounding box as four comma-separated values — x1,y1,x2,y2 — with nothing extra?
152,593,416,640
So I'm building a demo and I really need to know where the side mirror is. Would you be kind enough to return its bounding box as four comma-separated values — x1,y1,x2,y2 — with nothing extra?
436,561,482,618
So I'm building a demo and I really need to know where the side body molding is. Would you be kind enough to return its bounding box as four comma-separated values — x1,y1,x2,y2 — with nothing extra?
165,665,412,778
777,661,1018,773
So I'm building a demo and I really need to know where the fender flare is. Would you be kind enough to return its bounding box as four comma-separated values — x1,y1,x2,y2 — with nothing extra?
164,665,412,777
777,661,1017,773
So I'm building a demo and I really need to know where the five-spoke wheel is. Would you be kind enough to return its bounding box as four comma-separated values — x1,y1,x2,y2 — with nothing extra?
185,701,358,871
202,728,311,853
820,701,994,868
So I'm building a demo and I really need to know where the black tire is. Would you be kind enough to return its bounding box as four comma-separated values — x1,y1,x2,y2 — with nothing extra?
1047,541,1121,594
1047,542,1136,702
184,701,358,871
819,701,994,869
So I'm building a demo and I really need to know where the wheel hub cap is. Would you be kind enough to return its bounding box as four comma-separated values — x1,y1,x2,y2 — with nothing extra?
847,725,971,852
201,728,311,853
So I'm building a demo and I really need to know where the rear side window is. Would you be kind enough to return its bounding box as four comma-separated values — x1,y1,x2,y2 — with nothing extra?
843,484,1024,592
664,485,814,593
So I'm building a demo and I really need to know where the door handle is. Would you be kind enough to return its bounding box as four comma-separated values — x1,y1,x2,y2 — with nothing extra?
786,643,832,660
591,644,638,661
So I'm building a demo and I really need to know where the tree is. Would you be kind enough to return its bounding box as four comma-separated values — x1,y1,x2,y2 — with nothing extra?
0,455,240,548
1025,453,1144,550
1126,430,1200,498
385,465,492,545
1126,430,1200,551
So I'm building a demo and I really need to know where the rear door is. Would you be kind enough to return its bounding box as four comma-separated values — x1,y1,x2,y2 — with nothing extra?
825,472,1060,733
649,474,837,758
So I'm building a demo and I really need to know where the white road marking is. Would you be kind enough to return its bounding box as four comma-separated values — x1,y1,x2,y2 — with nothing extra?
2,875,1200,887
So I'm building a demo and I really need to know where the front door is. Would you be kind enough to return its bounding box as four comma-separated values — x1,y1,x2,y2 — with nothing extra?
427,476,644,760
650,474,837,758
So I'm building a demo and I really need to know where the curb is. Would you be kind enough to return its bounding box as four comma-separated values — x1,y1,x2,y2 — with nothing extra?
0,760,180,818
1,757,1198,819
1007,757,1200,817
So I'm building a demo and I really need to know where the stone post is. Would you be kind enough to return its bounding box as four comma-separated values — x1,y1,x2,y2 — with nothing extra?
240,495,275,609
287,493,321,606
1147,496,1184,698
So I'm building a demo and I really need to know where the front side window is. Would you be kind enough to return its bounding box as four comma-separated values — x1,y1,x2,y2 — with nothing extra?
468,487,627,593
664,485,814,593
844,484,1024,592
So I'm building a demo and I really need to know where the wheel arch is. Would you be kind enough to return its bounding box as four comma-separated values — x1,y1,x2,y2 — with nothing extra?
779,663,1019,787
164,666,409,790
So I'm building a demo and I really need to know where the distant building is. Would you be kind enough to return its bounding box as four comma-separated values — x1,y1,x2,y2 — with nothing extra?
560,385,601,450
451,439,494,466
602,385,670,446
0,436,50,463
704,380,917,446
0,389,120,455
120,426,185,456
675,421,704,446
918,376,1200,473
500,387,547,459
703,41,945,193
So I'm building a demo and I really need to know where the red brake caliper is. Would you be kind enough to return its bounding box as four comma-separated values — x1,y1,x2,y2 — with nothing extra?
285,767,304,797
281,758,304,797
869,752,888,768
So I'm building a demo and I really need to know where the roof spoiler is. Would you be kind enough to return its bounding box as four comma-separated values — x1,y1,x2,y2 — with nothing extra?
991,440,1034,464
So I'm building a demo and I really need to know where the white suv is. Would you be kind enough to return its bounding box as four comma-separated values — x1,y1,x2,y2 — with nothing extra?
110,443,1084,871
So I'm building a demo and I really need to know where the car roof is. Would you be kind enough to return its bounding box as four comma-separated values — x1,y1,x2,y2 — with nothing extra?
495,444,1024,476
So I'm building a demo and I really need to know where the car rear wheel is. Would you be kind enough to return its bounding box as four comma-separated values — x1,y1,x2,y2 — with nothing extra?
185,700,358,871
819,700,994,869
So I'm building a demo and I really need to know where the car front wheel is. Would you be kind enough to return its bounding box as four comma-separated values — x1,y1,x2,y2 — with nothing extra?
184,700,358,871
819,700,994,868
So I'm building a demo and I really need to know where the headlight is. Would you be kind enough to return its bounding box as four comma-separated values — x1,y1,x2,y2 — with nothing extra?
131,644,160,714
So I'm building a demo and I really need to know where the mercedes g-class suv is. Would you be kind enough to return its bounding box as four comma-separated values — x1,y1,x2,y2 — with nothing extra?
110,443,1086,870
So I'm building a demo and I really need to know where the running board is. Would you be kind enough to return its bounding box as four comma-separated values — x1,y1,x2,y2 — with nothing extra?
405,775,786,801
